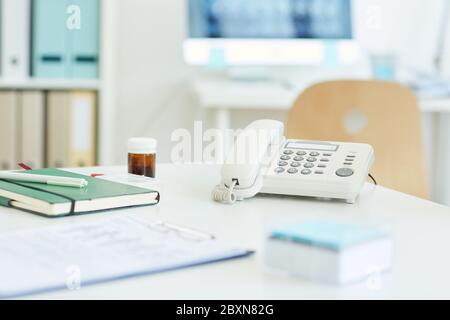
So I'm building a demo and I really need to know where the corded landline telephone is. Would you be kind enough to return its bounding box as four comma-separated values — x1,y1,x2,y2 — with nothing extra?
212,120,374,204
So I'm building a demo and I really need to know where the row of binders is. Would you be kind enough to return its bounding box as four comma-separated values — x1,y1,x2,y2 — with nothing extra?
1,0,100,79
0,90,97,170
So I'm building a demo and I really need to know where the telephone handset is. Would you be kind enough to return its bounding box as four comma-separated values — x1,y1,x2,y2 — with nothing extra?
212,120,285,203
212,120,375,204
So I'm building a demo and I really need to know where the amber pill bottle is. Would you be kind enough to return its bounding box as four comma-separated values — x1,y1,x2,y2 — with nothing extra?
128,138,157,178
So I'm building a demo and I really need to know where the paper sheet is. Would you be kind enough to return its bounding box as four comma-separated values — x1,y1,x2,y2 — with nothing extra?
98,173,162,191
0,216,250,298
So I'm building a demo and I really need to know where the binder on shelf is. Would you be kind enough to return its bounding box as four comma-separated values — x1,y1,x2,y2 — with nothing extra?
47,91,97,168
31,0,68,78
1,0,31,79
69,0,101,79
0,91,18,170
68,91,97,166
31,0,100,79
47,91,69,167
17,91,45,169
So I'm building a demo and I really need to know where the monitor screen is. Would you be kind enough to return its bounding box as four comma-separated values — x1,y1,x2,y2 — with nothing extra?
188,0,353,39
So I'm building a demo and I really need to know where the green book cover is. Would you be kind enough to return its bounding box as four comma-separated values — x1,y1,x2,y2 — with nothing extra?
0,196,11,208
0,169,158,216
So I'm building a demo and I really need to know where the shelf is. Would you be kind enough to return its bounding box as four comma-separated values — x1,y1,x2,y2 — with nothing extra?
0,79,101,90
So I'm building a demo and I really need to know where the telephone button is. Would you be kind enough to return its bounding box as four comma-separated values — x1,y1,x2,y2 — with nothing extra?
318,164,327,168
336,168,354,177
344,162,353,166
288,168,298,174
320,159,330,162
291,162,301,168
304,163,314,169
309,152,320,157
301,169,312,175
315,171,324,175
307,157,317,162
283,150,294,155
323,153,332,157
296,151,307,156
280,155,291,161
278,161,288,167
294,156,304,162
274,167,285,174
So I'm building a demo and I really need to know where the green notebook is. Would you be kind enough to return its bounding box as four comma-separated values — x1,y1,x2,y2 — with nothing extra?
0,169,159,217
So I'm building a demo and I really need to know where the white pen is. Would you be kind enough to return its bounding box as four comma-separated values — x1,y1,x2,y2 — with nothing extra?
0,172,88,188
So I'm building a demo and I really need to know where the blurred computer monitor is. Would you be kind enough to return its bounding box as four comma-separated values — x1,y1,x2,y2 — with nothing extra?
184,0,361,66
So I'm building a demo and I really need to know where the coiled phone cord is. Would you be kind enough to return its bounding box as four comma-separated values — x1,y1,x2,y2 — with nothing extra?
212,180,238,204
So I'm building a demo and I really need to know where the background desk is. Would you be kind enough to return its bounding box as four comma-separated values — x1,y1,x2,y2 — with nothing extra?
1,164,450,299
192,79,450,129
192,78,450,206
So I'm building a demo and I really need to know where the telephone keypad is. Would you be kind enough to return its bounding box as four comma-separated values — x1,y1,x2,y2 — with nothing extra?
277,147,338,176
274,167,285,174
263,141,373,202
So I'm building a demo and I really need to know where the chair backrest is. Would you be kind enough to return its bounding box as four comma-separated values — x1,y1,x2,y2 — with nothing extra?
287,80,429,199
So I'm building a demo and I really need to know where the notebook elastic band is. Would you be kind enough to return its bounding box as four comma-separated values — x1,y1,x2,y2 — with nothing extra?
0,179,77,215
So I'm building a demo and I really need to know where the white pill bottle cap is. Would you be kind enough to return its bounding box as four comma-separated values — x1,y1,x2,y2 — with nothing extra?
128,137,157,154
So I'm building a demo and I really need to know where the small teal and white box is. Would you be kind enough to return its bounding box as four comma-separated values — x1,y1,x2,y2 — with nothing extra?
264,221,393,285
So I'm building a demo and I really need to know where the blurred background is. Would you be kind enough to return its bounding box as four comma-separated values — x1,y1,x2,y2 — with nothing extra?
1,0,450,205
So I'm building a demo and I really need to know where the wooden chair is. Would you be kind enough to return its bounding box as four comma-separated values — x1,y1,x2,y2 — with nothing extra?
286,80,429,199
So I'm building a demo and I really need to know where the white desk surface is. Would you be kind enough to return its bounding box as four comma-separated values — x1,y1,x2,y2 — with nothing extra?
1,164,450,300
192,79,450,113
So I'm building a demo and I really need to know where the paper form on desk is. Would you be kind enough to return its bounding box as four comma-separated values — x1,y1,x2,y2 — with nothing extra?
0,216,252,298
97,173,162,192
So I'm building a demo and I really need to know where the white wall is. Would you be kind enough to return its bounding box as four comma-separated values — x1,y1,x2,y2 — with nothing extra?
111,0,450,197
112,0,200,164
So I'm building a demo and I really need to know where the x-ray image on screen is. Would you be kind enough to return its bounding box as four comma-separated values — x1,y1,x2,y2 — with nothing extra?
188,0,352,39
